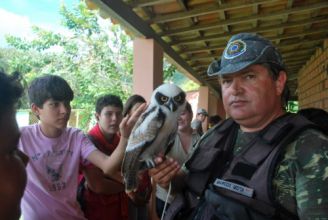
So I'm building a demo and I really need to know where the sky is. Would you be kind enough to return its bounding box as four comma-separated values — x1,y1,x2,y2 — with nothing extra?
0,0,77,47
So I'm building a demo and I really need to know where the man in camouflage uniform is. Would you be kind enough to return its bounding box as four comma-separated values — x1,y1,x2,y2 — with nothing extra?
150,33,328,219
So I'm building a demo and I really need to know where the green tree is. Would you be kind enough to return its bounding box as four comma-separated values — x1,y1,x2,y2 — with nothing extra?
163,58,199,91
1,1,198,129
3,2,134,129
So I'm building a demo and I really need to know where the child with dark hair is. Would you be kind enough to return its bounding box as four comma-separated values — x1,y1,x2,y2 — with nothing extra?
122,94,146,117
95,94,123,115
0,71,28,220
80,94,128,220
19,75,145,220
28,74,74,108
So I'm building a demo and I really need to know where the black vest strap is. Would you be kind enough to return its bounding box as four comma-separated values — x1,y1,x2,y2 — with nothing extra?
185,119,238,196
241,114,295,167
186,118,236,171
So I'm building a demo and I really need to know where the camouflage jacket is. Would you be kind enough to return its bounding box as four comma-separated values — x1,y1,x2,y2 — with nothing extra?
233,125,328,219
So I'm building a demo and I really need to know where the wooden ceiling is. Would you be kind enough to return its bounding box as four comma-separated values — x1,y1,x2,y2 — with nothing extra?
91,0,328,100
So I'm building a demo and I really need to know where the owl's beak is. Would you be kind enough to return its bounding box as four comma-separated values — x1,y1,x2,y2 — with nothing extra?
167,98,177,112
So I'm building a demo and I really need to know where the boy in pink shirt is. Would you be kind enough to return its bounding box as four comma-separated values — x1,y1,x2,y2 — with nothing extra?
19,75,144,220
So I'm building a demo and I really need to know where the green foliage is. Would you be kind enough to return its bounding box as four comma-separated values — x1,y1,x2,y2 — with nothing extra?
180,79,199,91
163,59,199,91
163,59,176,80
2,2,133,130
1,1,199,129
60,2,100,36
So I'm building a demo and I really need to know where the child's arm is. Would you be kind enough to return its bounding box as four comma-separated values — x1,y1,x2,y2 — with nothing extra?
83,167,124,194
87,103,146,179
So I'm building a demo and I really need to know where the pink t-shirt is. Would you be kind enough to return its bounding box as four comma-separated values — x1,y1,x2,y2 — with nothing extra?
19,124,97,220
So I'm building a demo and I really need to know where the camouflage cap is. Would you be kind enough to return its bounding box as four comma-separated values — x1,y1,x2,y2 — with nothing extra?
207,33,285,76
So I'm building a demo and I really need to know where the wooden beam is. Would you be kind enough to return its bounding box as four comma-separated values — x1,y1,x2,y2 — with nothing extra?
277,0,294,44
285,60,308,65
216,0,230,32
181,29,328,54
252,4,259,28
169,16,328,46
284,55,314,61
189,49,315,69
186,45,316,62
283,48,316,57
95,0,221,97
130,0,175,8
159,2,328,36
147,0,275,24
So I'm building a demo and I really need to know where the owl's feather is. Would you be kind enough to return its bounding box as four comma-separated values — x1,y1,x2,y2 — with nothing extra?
125,106,164,153
122,83,186,192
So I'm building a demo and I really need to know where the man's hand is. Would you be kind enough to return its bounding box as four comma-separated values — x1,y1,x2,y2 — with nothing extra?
149,156,180,189
120,103,147,139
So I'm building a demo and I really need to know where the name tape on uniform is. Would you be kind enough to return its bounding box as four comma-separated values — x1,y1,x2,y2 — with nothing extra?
214,178,254,198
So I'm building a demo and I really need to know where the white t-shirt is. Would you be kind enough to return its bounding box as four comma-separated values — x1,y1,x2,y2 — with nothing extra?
19,124,97,220
156,131,200,203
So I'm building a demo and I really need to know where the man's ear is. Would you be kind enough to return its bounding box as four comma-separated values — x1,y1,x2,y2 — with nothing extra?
275,70,287,96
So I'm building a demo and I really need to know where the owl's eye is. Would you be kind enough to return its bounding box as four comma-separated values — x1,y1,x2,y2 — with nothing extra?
174,95,181,102
161,96,168,102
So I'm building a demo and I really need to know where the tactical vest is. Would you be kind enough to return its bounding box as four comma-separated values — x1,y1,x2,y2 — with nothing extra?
165,113,320,220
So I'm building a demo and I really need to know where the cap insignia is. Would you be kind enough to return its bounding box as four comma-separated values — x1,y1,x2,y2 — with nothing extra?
224,39,246,59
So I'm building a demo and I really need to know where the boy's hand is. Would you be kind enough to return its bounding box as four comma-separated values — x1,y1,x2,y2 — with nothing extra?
120,103,147,139
149,156,180,189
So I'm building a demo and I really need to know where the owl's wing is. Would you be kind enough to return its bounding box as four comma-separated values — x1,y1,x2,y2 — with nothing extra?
125,106,165,152
164,122,178,155
122,106,166,192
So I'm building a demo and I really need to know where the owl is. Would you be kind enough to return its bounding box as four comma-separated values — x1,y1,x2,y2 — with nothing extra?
122,83,186,192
